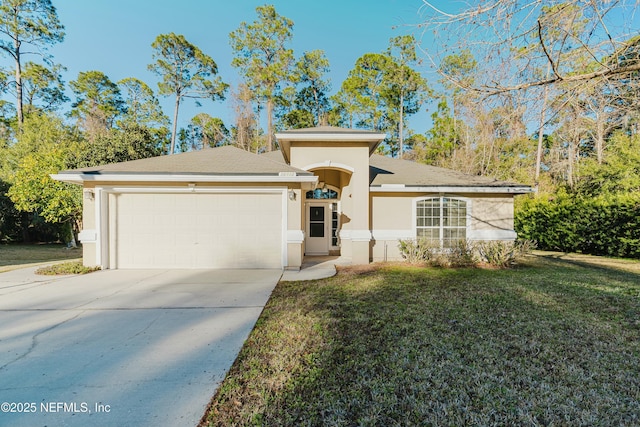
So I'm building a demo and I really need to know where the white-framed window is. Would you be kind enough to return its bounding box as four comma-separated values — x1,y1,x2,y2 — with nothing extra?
306,188,338,199
416,197,468,247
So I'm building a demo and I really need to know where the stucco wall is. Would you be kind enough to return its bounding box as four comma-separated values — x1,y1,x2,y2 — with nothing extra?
370,192,517,262
469,196,514,232
290,143,372,263
290,143,370,234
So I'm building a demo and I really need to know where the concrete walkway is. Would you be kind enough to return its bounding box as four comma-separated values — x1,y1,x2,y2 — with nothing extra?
0,267,280,427
280,256,347,281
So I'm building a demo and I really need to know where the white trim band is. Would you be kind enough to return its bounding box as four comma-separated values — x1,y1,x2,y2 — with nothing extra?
371,186,534,194
341,229,372,242
78,229,97,243
372,229,414,240
468,229,518,241
286,230,305,244
275,132,386,142
51,173,318,185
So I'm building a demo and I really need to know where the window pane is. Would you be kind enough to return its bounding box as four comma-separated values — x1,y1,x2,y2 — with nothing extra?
444,228,466,241
417,228,439,240
306,189,338,199
310,223,324,237
310,206,324,221
417,197,468,248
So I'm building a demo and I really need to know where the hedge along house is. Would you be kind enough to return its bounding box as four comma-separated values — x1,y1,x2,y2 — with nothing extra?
52,126,533,270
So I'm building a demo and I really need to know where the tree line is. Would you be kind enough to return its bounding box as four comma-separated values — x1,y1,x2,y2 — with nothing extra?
0,1,429,243
416,0,640,257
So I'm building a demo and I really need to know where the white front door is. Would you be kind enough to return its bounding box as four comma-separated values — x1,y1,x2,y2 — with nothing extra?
305,203,330,255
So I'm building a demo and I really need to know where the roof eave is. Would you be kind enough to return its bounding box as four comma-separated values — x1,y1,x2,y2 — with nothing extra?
370,185,536,194
51,173,318,186
275,132,387,142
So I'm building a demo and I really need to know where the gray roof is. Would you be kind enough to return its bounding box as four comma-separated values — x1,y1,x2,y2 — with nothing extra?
63,145,312,176
58,143,528,190
261,150,527,188
368,154,523,188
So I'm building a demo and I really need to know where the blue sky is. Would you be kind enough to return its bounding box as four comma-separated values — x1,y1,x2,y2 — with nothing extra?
45,0,436,134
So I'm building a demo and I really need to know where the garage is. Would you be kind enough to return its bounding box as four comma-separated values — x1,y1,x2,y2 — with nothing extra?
109,191,284,269
51,144,317,270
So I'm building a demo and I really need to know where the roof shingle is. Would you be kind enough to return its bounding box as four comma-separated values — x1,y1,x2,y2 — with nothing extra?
62,145,312,176
261,150,527,188
368,154,523,187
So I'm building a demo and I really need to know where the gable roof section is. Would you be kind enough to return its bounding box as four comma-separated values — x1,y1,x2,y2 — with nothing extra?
260,150,532,194
259,149,289,163
275,126,387,164
369,154,533,193
53,145,316,185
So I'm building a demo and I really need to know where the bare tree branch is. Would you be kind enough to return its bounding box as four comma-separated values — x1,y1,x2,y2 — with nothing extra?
537,20,561,80
483,62,640,94
418,0,640,95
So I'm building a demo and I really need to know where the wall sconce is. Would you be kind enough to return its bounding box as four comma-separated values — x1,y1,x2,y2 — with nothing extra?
288,190,296,201
83,189,94,201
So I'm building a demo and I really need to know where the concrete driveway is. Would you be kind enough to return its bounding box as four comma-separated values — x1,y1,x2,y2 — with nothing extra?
0,267,281,427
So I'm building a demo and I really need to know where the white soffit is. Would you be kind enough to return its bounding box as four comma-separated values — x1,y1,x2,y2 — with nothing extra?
370,186,535,194
51,173,318,185
275,132,386,142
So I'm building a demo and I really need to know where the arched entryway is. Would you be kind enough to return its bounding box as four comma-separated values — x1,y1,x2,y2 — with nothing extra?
305,185,340,255
304,167,352,256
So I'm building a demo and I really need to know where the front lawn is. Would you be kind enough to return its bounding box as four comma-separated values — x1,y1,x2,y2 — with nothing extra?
201,254,640,426
0,243,81,272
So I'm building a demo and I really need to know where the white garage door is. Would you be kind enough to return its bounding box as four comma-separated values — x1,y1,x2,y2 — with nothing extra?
110,192,283,269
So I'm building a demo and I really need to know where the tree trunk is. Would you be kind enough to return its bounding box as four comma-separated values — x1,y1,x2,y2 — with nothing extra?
67,220,77,248
313,87,319,126
68,217,82,248
15,40,23,127
399,91,404,159
567,138,575,189
170,95,181,155
596,117,605,164
535,84,549,182
266,97,274,151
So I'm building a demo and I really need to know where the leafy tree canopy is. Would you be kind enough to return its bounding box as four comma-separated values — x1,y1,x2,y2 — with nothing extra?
6,112,81,227
21,61,68,113
70,70,124,136
148,32,227,155
230,4,295,150
0,0,64,124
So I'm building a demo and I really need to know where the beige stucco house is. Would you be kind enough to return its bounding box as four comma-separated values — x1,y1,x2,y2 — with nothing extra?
52,126,533,270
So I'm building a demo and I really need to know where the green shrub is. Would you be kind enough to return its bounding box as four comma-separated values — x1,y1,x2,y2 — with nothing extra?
445,239,477,267
516,193,640,258
397,239,532,268
36,261,100,275
475,240,536,268
397,238,441,264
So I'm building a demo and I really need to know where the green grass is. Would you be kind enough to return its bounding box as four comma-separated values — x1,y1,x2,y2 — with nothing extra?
35,261,99,275
201,254,640,426
0,243,81,272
